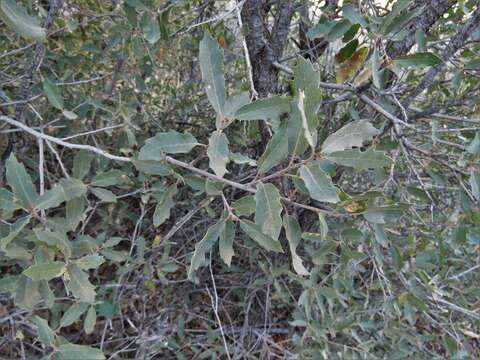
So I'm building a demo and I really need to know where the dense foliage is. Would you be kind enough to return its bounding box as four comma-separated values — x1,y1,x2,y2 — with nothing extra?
0,0,479,359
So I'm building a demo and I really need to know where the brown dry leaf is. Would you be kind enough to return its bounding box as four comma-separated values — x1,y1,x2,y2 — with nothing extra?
336,47,368,84
345,201,363,213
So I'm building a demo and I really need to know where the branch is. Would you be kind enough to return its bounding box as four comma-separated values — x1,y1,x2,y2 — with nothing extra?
0,116,336,215
386,0,457,58
403,6,480,109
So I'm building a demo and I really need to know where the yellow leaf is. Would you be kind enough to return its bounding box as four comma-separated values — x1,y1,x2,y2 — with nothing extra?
336,47,368,84
353,67,372,87
217,35,228,49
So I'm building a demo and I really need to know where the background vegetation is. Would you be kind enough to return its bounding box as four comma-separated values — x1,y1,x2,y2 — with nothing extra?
0,0,479,359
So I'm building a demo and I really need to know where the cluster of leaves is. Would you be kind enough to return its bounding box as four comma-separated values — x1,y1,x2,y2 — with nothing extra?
0,0,479,359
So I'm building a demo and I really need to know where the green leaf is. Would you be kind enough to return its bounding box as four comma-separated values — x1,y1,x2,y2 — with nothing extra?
0,188,20,210
467,132,480,154
372,47,382,89
141,12,160,44
362,204,406,224
39,280,54,309
239,220,283,253
326,148,391,170
23,261,66,281
33,228,72,257
35,178,86,210
297,90,316,150
199,32,226,115
288,59,322,155
229,152,256,167
14,276,41,310
283,215,309,276
223,92,250,120
33,316,55,347
0,0,46,42
139,131,199,159
343,4,367,28
62,110,78,120
465,58,480,70
125,0,150,11
73,150,94,180
60,302,89,328
308,19,351,41
60,178,88,199
235,96,291,121
91,187,117,203
395,52,442,67
233,195,255,217
84,306,97,335
35,184,68,210
470,170,480,201
335,39,359,63
91,170,125,187
321,120,380,154
42,78,64,110
187,219,226,281
132,158,171,176
258,121,288,173
66,264,96,303
219,219,235,267
76,255,105,270
207,131,230,177
382,7,422,36
153,184,177,227
255,183,283,240
299,162,340,203
57,344,105,360
0,216,30,250
318,213,328,240
6,154,38,209
378,0,412,34
205,179,224,195
324,19,352,41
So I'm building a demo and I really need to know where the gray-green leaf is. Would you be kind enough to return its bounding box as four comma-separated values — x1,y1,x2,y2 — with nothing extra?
299,162,340,203
199,32,226,115
258,122,288,174
34,228,72,257
66,264,96,303
0,0,46,42
6,154,38,209
76,255,105,270
139,131,199,159
23,261,66,281
219,219,235,267
187,219,226,281
207,131,229,177
84,306,97,335
283,215,309,276
153,184,177,227
33,316,55,347
321,120,380,154
325,148,391,170
395,52,442,67
255,183,283,240
43,79,64,110
91,187,117,203
60,302,89,328
235,96,291,121
239,220,283,253
141,12,160,44
470,170,480,202
57,344,105,360
90,170,125,187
